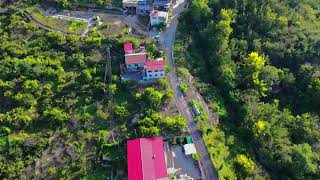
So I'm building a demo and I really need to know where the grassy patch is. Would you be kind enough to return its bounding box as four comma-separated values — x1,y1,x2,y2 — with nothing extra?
26,8,87,34
69,19,88,33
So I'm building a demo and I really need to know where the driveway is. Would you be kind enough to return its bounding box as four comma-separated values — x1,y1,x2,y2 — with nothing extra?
158,0,220,179
171,145,201,179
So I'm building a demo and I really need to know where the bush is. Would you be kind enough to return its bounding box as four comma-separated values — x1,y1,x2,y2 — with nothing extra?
162,90,174,103
152,22,166,31
235,154,256,176
179,83,188,94
192,153,201,161
165,65,171,75
157,78,169,90
177,67,191,79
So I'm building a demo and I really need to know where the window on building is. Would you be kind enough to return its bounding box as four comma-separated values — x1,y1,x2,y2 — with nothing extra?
155,74,158,77
148,71,152,73
149,75,152,77
160,73,164,76
155,70,158,72
135,64,138,66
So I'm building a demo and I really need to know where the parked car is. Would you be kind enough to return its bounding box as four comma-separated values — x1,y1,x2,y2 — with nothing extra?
191,103,201,117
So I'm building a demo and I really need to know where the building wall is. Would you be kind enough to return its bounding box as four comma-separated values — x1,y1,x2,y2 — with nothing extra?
144,69,165,80
123,0,138,8
150,15,168,26
126,63,144,71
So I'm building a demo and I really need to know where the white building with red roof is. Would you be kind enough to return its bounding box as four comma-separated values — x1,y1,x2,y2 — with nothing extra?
143,59,165,80
125,53,147,71
124,42,147,71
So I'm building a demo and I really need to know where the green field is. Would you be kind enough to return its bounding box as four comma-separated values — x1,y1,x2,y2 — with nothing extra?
26,8,88,34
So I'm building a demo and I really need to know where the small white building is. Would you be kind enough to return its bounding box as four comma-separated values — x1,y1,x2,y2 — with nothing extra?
123,0,140,8
150,10,169,26
143,60,165,80
183,144,197,155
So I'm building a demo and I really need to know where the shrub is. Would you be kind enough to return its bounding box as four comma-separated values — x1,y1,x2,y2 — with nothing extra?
192,153,201,161
179,83,188,94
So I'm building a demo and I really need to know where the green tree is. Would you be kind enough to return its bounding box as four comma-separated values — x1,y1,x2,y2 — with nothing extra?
143,88,163,109
162,90,174,103
177,67,191,79
114,104,129,122
43,107,68,124
178,83,188,94
46,31,66,45
157,78,169,90
235,154,256,176
66,34,80,46
290,143,318,179
164,115,186,133
242,52,268,96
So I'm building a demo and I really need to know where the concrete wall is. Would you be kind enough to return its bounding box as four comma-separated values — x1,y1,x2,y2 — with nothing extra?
144,69,165,80
126,63,144,71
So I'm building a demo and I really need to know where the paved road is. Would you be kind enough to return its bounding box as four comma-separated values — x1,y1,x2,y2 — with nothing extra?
159,0,219,180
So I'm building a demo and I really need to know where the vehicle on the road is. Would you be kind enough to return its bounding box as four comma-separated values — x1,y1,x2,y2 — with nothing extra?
191,103,201,117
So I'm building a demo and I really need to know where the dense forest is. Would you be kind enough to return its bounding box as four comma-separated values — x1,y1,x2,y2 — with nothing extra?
175,0,320,179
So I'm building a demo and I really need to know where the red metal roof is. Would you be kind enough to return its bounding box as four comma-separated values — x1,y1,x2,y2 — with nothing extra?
144,60,165,71
150,10,158,17
125,53,147,64
124,43,133,53
127,137,168,180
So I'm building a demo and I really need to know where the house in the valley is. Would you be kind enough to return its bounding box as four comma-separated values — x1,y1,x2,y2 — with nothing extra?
153,0,173,11
150,10,169,26
127,137,168,180
125,52,147,71
124,43,147,71
124,42,133,54
136,0,153,15
123,0,153,15
143,59,165,80
122,0,140,12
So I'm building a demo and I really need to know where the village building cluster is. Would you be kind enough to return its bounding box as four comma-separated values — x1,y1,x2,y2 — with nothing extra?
123,42,165,82
123,0,174,27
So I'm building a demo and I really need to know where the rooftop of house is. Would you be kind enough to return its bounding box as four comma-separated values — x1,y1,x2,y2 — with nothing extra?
125,52,147,64
127,137,168,180
124,43,133,53
122,0,140,3
145,60,165,71
150,10,168,18
153,0,172,5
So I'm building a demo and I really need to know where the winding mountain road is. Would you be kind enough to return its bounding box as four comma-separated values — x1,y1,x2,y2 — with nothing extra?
159,0,219,180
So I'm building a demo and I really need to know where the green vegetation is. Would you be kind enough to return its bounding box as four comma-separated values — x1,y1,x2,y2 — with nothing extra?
49,0,123,9
178,83,188,94
191,100,208,122
152,22,166,32
0,2,163,178
26,7,88,34
135,87,185,137
192,153,201,161
176,0,320,179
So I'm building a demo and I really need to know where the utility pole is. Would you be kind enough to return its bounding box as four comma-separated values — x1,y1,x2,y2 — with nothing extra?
104,47,113,124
